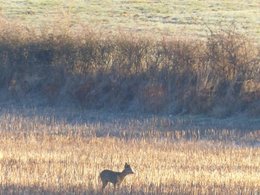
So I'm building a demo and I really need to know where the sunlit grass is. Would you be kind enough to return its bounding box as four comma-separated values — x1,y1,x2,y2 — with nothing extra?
1,0,259,41
0,110,259,194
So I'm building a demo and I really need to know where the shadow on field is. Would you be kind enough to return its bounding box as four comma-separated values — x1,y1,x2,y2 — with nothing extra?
0,185,175,195
0,184,258,195
0,105,259,145
0,185,96,195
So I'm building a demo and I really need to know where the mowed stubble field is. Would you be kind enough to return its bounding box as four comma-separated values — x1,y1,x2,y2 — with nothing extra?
0,0,260,194
0,108,259,194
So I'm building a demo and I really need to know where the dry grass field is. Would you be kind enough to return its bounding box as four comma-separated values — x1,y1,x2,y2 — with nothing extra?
1,0,260,42
0,1,260,194
0,108,259,194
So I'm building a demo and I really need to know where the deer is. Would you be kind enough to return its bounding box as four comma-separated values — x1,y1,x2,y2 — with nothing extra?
99,163,134,193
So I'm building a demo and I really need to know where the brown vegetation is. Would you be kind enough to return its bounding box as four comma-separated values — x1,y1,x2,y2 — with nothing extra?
0,17,259,116
0,112,259,194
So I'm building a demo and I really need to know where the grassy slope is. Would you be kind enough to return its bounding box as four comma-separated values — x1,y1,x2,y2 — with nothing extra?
1,0,259,42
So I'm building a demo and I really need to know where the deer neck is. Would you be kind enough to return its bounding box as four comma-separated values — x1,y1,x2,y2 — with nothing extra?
119,169,128,179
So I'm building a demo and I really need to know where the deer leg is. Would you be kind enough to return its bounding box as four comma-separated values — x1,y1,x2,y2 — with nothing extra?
101,181,108,193
113,183,117,194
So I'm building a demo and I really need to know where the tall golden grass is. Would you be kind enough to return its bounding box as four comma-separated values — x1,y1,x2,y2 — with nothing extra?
0,111,259,194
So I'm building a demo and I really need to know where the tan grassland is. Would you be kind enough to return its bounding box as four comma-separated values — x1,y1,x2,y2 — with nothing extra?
0,111,259,194
0,1,259,194
1,0,260,42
